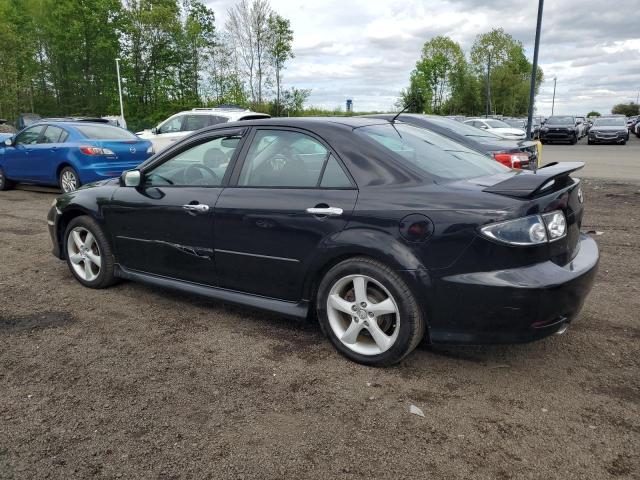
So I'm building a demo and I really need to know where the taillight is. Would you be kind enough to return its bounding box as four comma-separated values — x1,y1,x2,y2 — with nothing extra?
492,152,530,169
79,146,115,156
479,210,567,246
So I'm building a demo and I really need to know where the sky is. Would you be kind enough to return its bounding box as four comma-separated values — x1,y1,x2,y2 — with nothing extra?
206,0,640,115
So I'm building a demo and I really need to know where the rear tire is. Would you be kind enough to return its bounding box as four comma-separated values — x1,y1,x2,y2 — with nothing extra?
64,216,118,289
59,166,81,193
316,257,425,366
0,167,15,191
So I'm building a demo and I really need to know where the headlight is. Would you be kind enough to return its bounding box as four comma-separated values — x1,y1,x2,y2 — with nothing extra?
480,210,567,246
542,211,567,241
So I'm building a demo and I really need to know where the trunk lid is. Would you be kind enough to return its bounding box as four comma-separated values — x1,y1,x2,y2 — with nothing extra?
93,139,152,163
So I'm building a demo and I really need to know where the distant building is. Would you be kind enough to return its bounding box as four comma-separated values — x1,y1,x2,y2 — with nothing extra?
346,99,353,113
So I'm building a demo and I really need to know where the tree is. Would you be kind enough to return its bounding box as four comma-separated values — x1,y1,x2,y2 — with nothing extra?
181,0,216,100
267,13,293,116
280,87,310,116
586,111,601,117
611,103,639,116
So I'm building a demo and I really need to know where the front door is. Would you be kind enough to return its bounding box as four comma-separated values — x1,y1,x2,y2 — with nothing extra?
214,128,358,301
3,126,43,181
104,129,245,286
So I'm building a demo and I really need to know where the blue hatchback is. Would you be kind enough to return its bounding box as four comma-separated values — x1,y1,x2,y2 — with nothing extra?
0,121,154,192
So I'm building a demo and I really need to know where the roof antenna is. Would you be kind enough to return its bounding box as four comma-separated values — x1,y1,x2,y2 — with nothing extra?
391,101,412,123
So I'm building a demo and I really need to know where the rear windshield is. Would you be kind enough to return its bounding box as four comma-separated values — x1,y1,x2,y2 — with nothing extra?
546,116,574,125
358,123,509,181
593,117,626,126
422,116,503,139
75,124,138,140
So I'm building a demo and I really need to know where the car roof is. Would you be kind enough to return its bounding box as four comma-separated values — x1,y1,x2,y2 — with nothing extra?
202,116,390,131
172,108,270,119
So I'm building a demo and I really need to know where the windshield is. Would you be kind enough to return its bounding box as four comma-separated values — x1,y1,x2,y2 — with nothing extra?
484,119,510,128
593,117,626,127
504,119,525,128
422,116,503,139
546,116,574,125
358,123,509,181
75,124,138,140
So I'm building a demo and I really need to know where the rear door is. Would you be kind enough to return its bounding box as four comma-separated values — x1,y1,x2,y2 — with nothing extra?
214,128,358,301
105,128,245,286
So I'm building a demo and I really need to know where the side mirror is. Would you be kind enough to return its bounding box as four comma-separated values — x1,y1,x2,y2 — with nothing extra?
151,127,158,134
121,170,141,187
4,138,13,147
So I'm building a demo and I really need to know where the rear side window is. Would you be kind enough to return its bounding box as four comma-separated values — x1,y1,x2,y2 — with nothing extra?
359,124,508,181
320,155,352,188
40,126,65,144
75,124,138,140
183,115,210,132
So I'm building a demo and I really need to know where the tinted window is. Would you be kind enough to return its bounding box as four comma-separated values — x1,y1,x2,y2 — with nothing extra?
158,116,183,134
238,130,329,187
146,135,240,187
75,124,138,140
15,126,43,145
40,126,65,144
547,116,574,125
320,155,352,188
210,116,229,125
359,123,508,181
183,115,210,132
427,116,502,139
593,117,626,126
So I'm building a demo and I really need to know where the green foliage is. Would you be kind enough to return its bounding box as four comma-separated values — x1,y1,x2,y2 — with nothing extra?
398,29,543,117
267,13,294,116
586,111,601,117
611,103,639,116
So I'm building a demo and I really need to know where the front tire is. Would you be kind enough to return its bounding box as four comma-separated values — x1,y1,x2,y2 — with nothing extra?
570,135,577,145
0,167,15,191
316,257,425,366
64,216,117,289
59,166,81,193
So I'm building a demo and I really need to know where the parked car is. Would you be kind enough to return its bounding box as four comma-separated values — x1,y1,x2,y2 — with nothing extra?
47,117,598,366
539,116,579,144
365,114,538,169
587,116,629,145
137,106,270,152
463,118,527,140
627,116,639,134
0,121,153,192
575,116,587,138
635,121,640,138
0,119,16,143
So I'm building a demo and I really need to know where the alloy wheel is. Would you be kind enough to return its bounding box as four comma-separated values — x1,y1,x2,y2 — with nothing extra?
61,170,78,192
326,274,400,356
66,227,101,282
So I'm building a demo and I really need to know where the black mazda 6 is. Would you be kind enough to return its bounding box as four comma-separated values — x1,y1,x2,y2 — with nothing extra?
47,117,599,366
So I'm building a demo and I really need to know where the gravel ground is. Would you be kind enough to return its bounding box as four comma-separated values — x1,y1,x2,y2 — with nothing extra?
0,179,638,479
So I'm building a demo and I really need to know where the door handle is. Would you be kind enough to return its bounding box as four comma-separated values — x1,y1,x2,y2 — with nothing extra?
306,207,343,216
182,204,210,213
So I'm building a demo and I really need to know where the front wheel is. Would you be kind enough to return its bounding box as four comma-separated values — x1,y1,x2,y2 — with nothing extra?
0,167,15,191
59,166,81,193
64,216,117,289
316,257,425,366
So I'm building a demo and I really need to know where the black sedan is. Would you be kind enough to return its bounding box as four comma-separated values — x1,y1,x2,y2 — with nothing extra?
365,114,539,169
47,117,599,366
588,116,629,145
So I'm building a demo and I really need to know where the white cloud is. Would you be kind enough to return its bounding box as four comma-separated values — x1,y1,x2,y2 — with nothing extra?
206,0,640,113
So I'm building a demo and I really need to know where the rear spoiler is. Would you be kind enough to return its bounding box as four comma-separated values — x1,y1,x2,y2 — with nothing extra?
483,162,584,198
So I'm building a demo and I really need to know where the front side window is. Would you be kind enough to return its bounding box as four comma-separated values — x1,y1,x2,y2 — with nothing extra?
484,119,510,128
15,126,43,145
40,126,65,144
158,116,184,134
183,115,210,132
145,135,240,187
358,123,508,181
238,130,332,187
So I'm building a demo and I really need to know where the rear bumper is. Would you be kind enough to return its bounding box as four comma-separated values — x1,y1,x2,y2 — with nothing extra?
428,234,599,344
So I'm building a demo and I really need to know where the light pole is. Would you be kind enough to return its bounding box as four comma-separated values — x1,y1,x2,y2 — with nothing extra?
485,45,493,118
115,58,125,128
526,0,544,143
551,77,557,116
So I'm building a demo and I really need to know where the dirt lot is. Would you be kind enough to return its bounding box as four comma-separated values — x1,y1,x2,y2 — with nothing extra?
0,179,638,479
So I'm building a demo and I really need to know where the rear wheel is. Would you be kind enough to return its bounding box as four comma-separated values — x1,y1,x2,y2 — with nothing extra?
0,167,15,191
59,166,80,193
64,216,117,289
316,257,425,366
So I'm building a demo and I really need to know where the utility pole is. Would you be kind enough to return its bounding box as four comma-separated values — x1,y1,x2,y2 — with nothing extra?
551,77,557,116
115,58,125,129
485,45,493,118
526,0,544,144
